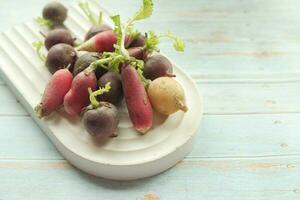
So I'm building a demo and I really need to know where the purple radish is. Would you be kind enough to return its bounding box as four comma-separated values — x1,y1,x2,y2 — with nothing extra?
143,54,175,80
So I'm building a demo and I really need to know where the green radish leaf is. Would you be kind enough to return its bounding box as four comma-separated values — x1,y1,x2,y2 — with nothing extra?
35,17,53,29
110,15,122,52
159,32,185,52
111,15,129,58
88,88,98,108
98,12,103,25
88,82,111,108
143,31,185,53
79,1,99,25
32,41,46,62
135,59,145,70
87,56,113,73
109,54,124,73
111,0,154,59
136,67,149,87
144,31,160,53
93,82,111,97
130,0,153,22
128,28,141,39
125,0,153,40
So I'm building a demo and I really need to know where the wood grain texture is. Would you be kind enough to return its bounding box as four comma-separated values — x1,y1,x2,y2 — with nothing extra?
200,82,300,114
0,116,61,160
0,85,27,115
1,158,300,200
98,0,300,77
2,114,300,160
0,0,299,199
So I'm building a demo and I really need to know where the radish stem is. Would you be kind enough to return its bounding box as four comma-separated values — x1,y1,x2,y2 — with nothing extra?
79,1,100,25
88,82,111,108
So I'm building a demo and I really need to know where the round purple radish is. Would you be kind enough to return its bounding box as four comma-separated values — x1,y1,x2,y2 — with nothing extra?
46,43,77,74
98,72,123,105
129,35,145,48
44,29,74,50
73,52,106,78
128,47,147,60
82,103,119,138
42,1,67,25
143,54,175,80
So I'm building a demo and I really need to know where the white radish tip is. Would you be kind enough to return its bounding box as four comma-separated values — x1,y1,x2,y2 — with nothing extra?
137,127,151,134
34,103,43,118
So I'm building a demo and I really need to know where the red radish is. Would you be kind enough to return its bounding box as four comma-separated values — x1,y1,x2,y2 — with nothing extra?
77,30,129,53
121,65,153,133
76,30,117,53
35,69,73,118
63,71,97,116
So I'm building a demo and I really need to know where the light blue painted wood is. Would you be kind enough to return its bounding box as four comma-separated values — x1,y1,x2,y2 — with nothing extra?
0,0,300,199
1,158,300,200
2,114,300,160
191,114,300,158
0,85,27,115
0,116,61,160
200,82,300,114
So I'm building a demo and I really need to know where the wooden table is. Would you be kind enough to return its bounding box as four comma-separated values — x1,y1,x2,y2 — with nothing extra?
1,0,300,199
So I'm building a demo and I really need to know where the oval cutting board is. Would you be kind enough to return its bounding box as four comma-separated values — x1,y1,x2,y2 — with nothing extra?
0,0,202,180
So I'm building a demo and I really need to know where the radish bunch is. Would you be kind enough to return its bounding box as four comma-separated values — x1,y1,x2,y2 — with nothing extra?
34,0,188,139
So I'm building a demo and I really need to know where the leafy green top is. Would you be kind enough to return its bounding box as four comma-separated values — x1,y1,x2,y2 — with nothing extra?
32,41,46,62
128,0,153,23
79,1,103,25
35,17,53,29
159,32,185,51
88,82,111,108
143,31,185,53
85,0,184,86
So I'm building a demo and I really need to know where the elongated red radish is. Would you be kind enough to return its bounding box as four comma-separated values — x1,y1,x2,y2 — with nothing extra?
77,30,130,53
35,69,73,118
76,30,117,53
63,71,97,116
121,65,153,133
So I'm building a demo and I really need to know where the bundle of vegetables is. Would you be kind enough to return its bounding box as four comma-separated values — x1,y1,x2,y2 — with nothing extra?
34,0,188,138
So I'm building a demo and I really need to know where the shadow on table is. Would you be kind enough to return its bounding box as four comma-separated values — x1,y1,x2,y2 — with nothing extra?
75,165,172,190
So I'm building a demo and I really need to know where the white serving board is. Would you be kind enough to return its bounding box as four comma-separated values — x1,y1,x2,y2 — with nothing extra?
0,1,202,180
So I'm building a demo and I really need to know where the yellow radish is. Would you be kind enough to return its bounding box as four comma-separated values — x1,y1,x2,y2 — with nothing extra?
147,77,188,115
